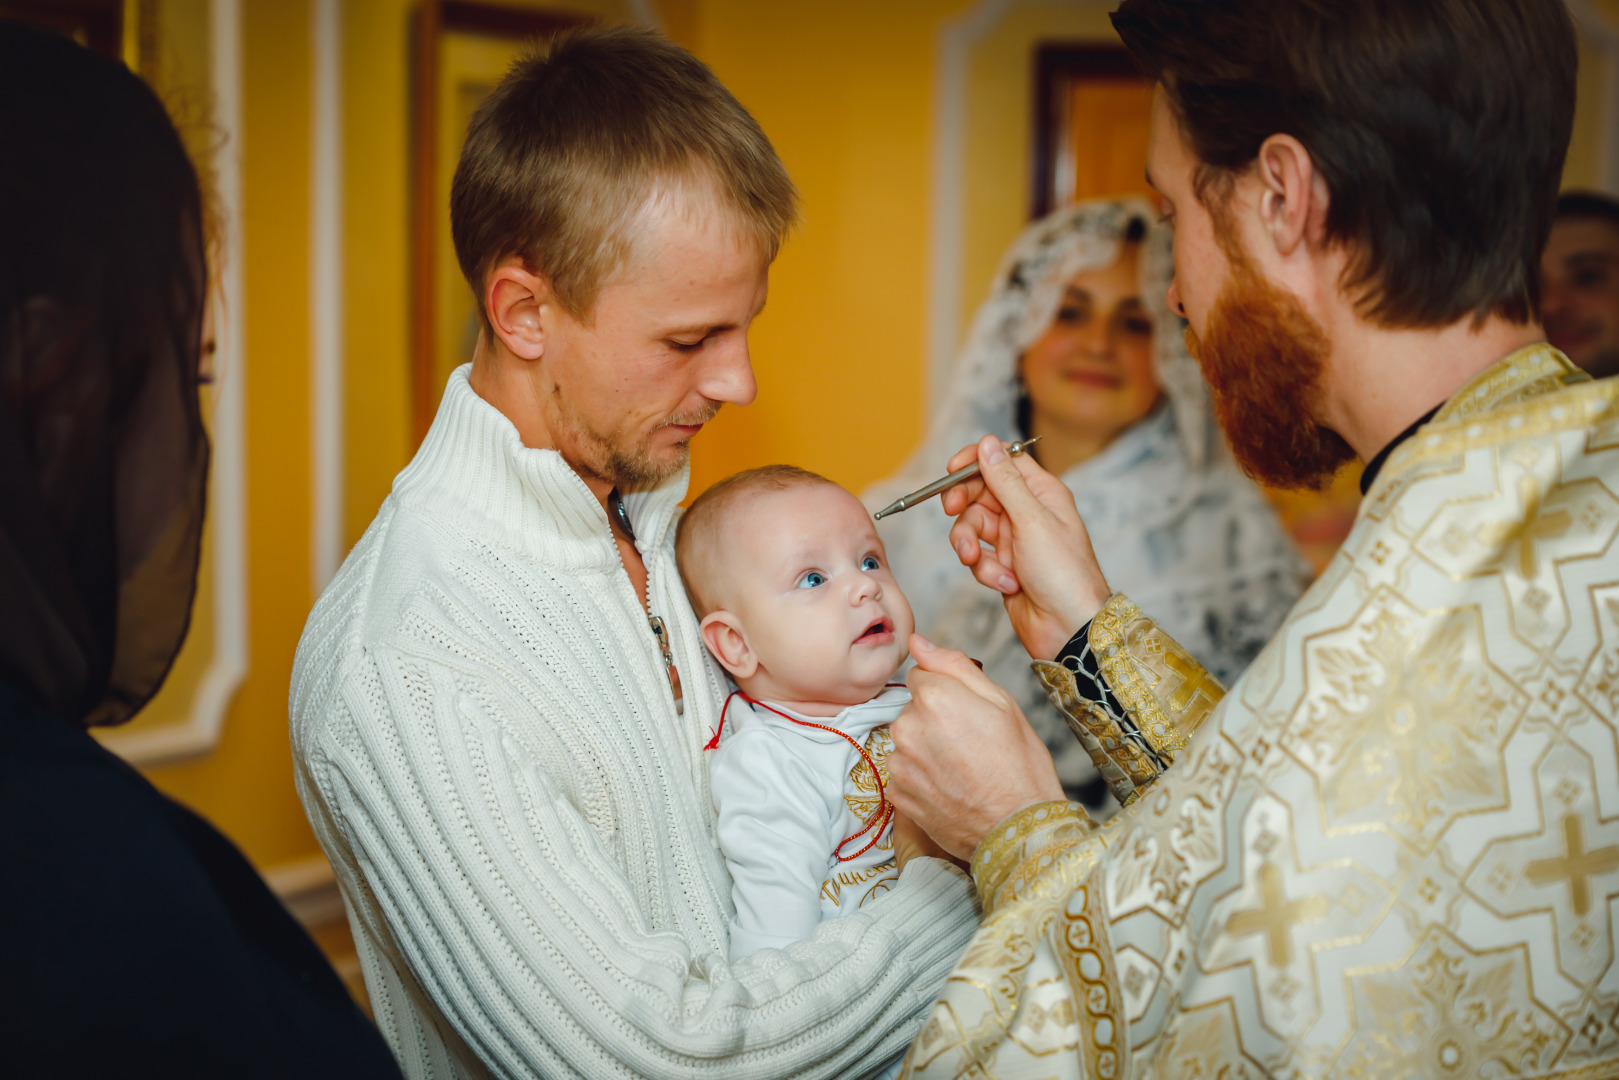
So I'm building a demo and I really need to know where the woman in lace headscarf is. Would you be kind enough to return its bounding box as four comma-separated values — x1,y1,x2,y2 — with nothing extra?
867,198,1307,811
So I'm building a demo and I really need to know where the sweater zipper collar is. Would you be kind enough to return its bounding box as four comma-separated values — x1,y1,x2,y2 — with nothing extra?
609,487,685,717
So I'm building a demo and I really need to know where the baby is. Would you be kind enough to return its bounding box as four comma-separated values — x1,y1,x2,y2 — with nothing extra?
676,465,917,963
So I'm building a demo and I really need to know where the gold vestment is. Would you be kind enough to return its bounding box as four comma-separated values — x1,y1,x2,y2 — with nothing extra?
905,346,1619,1079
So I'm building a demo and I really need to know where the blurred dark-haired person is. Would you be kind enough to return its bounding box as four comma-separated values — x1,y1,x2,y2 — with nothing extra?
0,23,401,1080
1543,190,1619,378
289,25,975,1080
882,2,1619,1077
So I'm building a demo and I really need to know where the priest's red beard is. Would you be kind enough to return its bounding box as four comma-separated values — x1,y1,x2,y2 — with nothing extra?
1184,235,1354,491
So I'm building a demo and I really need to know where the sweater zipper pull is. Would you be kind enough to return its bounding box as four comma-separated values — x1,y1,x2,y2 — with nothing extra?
648,615,684,715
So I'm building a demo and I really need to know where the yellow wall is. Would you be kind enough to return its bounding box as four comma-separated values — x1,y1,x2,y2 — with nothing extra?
1568,0,1619,193
341,0,415,548
115,0,1619,908
687,0,971,497
959,4,1119,348
141,0,319,872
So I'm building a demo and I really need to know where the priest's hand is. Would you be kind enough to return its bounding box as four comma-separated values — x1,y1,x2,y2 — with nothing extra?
941,434,1111,660
888,635,1065,860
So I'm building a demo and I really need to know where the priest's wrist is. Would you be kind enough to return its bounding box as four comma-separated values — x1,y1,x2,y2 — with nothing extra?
1027,588,1110,662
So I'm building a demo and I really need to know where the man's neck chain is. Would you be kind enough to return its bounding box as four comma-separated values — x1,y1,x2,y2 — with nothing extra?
608,488,636,545
608,487,683,715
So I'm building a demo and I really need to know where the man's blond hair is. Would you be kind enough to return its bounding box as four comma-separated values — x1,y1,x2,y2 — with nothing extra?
676,465,836,617
450,24,799,323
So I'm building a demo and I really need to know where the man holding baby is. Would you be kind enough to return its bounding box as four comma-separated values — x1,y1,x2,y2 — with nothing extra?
290,26,974,1080
294,3,1617,1079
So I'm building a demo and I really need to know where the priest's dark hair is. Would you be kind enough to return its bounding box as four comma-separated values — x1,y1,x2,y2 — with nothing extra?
1112,0,1577,328
0,22,211,727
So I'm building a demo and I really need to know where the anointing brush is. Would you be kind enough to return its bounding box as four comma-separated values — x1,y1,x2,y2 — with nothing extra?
872,437,1041,520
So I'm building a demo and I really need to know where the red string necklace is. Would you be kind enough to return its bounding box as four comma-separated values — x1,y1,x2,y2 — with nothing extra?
707,687,903,862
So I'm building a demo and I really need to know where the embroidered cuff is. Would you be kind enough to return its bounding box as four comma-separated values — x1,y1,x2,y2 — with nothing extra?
1055,616,1126,722
1033,661,1152,807
1043,594,1226,801
969,801,1096,915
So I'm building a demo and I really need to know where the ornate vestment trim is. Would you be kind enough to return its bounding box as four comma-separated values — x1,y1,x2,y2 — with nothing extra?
1378,345,1609,497
970,800,1093,914
910,341,1619,1079
1088,593,1223,757
1033,660,1151,806
1431,343,1590,424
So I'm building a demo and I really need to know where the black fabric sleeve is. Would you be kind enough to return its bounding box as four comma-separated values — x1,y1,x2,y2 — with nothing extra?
1054,620,1129,727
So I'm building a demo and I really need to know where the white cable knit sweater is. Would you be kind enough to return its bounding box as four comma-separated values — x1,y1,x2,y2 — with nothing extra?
289,367,978,1080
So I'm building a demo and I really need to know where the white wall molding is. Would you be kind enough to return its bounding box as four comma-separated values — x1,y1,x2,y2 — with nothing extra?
926,0,1116,405
1569,0,1619,195
102,0,249,766
927,0,1013,410
312,0,345,593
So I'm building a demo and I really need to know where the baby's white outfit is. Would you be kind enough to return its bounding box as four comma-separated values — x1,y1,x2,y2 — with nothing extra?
711,684,911,1079
709,685,908,962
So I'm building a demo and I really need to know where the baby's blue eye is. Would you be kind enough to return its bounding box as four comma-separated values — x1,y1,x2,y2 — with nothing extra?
797,571,827,589
861,556,880,572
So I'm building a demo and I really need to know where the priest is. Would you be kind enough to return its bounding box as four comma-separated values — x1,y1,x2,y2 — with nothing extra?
887,0,1619,1076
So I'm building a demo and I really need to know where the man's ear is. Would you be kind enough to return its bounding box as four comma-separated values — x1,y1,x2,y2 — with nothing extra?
1253,134,1329,259
700,611,757,681
484,257,550,361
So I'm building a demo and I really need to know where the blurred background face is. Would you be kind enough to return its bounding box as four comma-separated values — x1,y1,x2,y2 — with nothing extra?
1018,241,1162,472
1542,215,1619,379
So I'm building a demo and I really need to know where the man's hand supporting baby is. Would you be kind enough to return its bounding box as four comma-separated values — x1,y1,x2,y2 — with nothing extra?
889,808,966,871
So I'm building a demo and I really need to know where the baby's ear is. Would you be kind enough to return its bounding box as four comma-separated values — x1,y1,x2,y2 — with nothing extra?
700,611,757,680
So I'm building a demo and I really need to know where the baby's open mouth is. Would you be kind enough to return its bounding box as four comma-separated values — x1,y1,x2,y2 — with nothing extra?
856,617,894,644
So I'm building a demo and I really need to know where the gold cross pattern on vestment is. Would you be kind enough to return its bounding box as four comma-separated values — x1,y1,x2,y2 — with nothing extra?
1163,649,1221,712
1477,474,1572,579
1527,813,1619,917
1225,861,1329,968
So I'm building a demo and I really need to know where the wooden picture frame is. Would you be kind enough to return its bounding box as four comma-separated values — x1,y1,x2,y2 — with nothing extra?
411,1,587,442
1029,43,1153,221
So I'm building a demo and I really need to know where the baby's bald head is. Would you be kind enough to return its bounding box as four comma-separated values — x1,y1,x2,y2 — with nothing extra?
676,464,838,617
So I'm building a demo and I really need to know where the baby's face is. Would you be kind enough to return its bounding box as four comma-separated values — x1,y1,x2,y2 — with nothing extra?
711,484,914,709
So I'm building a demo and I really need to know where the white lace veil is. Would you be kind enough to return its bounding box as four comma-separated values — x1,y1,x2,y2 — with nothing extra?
872,196,1218,503
865,199,1309,803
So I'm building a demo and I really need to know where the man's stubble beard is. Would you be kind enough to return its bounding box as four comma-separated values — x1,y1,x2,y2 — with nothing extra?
1184,214,1355,492
552,392,722,488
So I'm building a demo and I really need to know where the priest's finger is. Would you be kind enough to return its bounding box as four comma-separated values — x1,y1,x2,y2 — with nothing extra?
954,534,1019,595
890,807,955,870
894,637,1065,854
973,434,1061,525
944,442,980,474
940,441,1005,517
940,475,991,517
906,634,1014,707
949,502,1004,565
974,433,1111,631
